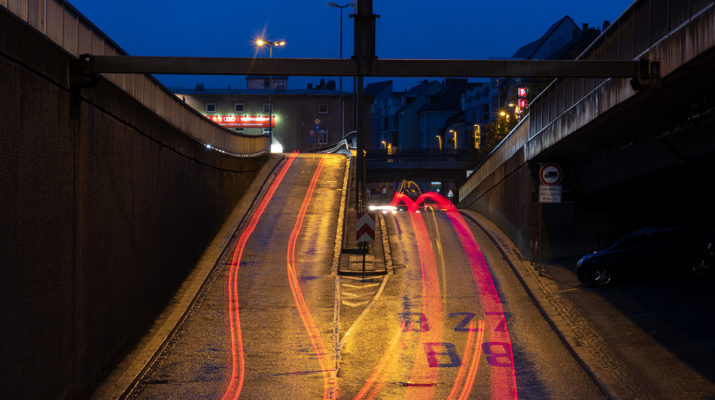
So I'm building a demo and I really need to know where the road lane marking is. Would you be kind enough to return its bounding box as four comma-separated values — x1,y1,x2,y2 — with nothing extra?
342,282,380,289
341,300,370,307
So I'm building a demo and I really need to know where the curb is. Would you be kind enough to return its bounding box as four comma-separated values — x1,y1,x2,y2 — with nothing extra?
91,155,284,400
459,210,642,400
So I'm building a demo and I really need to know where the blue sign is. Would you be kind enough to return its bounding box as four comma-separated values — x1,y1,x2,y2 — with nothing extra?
309,137,315,144
314,124,321,132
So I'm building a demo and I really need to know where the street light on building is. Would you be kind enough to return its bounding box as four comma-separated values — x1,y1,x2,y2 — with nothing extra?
327,2,353,140
255,38,286,150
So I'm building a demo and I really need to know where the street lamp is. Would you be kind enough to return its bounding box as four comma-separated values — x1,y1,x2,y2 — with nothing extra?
255,38,286,150
436,135,442,151
327,2,353,140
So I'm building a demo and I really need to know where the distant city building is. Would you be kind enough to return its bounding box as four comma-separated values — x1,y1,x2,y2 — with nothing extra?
173,77,361,153
397,80,442,150
495,16,603,114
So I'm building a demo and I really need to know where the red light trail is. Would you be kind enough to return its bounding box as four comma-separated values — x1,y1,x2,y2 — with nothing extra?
222,152,298,400
286,156,338,400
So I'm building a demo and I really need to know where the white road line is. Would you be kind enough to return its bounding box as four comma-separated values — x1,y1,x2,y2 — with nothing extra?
342,282,380,289
342,300,370,307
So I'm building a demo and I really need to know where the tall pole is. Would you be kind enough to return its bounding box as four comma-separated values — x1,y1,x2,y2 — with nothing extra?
353,0,377,212
328,2,353,139
256,38,284,151
339,6,344,139
268,46,273,147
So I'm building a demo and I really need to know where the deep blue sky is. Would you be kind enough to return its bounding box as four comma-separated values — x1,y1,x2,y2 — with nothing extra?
67,0,635,91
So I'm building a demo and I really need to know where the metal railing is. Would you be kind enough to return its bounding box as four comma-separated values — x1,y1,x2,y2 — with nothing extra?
0,0,269,156
528,0,714,139
460,0,714,201
459,116,530,202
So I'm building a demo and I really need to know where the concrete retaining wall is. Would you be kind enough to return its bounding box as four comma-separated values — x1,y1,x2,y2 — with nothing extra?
0,8,269,399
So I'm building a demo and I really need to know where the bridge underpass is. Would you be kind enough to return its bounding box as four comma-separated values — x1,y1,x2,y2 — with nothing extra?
459,0,715,259
4,0,715,398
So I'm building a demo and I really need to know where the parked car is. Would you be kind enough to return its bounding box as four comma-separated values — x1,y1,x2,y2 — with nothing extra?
576,227,711,287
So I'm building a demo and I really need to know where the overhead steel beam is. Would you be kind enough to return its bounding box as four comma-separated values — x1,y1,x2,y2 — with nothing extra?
84,55,655,78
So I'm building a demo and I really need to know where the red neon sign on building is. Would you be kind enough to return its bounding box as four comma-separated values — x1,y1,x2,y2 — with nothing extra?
206,115,276,128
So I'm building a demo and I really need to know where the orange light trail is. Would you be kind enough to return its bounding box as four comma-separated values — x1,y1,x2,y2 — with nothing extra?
390,192,444,399
392,191,518,400
458,319,485,400
286,156,338,400
447,320,477,400
352,321,408,400
416,191,518,400
222,152,298,400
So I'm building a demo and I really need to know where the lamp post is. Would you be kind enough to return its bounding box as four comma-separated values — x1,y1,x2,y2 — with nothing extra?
255,38,285,150
327,2,353,140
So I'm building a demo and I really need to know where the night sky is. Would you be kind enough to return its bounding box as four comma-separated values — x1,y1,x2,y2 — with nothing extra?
67,0,635,91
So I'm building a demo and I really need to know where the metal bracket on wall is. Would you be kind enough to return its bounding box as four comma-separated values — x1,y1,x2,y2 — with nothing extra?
630,59,661,91
69,54,99,88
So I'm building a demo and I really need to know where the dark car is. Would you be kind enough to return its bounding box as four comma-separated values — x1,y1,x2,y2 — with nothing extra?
576,227,710,287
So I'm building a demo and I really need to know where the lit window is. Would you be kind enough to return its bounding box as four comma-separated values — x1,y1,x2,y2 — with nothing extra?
235,103,244,113
318,129,329,144
318,103,329,114
263,128,271,135
263,104,272,114
235,128,245,134
474,125,481,149
206,103,216,113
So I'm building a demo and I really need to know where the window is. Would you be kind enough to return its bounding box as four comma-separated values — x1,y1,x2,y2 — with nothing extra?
263,104,272,114
318,103,329,114
473,125,481,149
235,128,245,134
318,129,329,144
235,103,244,113
206,103,216,113
262,128,271,135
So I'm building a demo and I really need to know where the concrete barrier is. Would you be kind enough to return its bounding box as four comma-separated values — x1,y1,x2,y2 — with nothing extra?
0,8,270,398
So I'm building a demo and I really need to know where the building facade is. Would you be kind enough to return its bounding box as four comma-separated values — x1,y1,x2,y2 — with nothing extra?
174,77,360,153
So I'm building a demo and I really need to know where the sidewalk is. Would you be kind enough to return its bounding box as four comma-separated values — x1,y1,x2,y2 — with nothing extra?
461,209,715,400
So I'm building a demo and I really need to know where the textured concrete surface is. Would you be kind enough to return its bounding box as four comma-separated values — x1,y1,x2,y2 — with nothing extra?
0,8,269,399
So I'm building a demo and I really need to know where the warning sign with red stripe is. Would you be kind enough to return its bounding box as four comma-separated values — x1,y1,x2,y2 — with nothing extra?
356,212,375,243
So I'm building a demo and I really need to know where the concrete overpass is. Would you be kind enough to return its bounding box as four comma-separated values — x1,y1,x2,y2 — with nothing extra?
459,0,715,259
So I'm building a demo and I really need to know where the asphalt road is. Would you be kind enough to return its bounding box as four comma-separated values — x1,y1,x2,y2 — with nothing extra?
126,154,603,399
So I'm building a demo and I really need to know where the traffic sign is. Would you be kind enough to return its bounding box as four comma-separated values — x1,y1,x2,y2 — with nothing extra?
539,163,563,185
356,212,375,243
539,185,562,203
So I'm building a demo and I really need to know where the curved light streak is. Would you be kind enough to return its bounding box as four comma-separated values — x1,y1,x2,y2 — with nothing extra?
391,190,518,400
286,156,338,400
223,152,298,400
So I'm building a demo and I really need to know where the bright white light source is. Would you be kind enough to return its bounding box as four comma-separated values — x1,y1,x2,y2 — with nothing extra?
205,143,212,149
270,142,284,153
368,205,397,212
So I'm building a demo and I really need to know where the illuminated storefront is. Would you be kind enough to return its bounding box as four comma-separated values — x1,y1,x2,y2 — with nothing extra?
173,77,366,152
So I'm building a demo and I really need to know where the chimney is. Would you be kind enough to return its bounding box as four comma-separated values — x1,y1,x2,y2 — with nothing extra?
307,83,313,90
603,20,611,31
582,23,588,31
